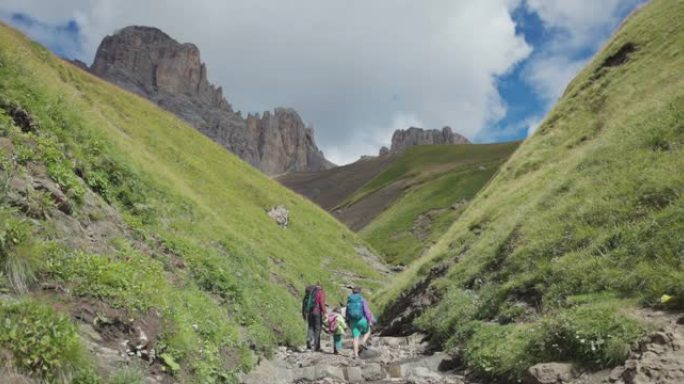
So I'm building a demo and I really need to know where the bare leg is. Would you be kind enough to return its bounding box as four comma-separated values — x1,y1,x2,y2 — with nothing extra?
362,326,371,346
352,337,359,357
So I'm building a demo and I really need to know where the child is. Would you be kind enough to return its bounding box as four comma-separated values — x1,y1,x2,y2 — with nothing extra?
324,307,347,354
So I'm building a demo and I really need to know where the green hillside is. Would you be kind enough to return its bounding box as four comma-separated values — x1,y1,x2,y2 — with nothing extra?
0,23,383,383
280,143,519,266
379,0,684,381
357,143,519,265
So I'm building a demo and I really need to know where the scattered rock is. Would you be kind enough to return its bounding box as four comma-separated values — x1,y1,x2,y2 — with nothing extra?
344,365,363,383
32,176,72,214
0,101,39,133
613,324,684,384
649,331,671,345
527,362,575,384
360,363,384,381
267,205,289,228
609,366,625,382
241,333,464,384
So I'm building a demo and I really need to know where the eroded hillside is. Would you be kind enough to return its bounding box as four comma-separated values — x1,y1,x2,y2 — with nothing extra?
0,22,384,383
379,0,684,381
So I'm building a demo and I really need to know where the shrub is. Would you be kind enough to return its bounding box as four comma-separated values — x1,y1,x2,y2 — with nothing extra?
45,249,167,311
0,209,40,293
463,323,538,381
537,302,644,367
0,300,86,382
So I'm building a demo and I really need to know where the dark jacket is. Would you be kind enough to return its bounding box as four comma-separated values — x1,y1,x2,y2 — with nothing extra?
302,285,326,318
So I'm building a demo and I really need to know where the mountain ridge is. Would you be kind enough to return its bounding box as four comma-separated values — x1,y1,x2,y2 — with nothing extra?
385,126,470,155
90,25,334,175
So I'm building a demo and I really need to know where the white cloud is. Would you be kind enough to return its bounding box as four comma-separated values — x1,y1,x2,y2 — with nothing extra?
522,0,644,104
526,117,542,137
326,112,425,164
526,0,643,50
0,0,532,164
524,55,587,102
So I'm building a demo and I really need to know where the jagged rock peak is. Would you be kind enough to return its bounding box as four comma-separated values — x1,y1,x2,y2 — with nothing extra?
91,25,229,111
89,25,334,175
390,126,470,153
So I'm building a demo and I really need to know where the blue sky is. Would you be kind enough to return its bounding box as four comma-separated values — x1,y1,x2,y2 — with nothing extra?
0,0,645,164
4,13,84,60
480,4,548,142
479,0,644,142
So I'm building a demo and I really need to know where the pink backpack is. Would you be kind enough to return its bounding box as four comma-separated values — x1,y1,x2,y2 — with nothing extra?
328,313,338,334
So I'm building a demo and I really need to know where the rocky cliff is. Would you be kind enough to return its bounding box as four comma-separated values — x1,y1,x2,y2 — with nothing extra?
90,26,333,175
386,126,469,154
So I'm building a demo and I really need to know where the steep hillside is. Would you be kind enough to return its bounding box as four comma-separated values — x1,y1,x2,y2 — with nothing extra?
356,143,519,265
90,26,334,175
0,23,383,383
379,0,684,381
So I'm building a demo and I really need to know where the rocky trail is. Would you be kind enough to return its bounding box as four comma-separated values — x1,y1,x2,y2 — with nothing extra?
240,333,465,384
240,309,684,384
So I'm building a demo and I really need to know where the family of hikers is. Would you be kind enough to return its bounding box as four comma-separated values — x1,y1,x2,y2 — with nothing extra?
302,283,376,358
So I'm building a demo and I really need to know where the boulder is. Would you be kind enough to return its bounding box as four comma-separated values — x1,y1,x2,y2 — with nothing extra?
267,205,289,228
344,366,363,383
527,362,575,384
361,363,384,381
315,365,345,381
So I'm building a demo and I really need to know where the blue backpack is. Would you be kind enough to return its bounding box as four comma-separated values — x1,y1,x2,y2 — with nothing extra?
347,293,364,321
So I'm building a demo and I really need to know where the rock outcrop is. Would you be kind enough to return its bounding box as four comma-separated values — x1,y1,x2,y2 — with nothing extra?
388,127,469,154
90,26,333,175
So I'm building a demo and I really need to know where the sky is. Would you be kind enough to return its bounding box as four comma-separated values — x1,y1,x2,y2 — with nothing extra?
0,0,644,165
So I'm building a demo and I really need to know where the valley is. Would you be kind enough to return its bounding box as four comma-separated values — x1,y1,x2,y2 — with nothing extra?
0,0,683,383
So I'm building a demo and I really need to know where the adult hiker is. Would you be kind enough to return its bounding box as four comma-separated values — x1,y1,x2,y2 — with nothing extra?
323,307,347,354
345,286,376,358
301,282,326,351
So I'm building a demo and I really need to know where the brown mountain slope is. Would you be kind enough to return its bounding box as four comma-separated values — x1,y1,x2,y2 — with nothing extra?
277,155,395,211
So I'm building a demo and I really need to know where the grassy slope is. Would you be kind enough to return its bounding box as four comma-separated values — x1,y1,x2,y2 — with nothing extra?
0,23,382,382
379,0,684,380
356,143,519,265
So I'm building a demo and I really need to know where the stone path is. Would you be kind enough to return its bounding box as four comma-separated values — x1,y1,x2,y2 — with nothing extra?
241,309,684,384
240,333,466,384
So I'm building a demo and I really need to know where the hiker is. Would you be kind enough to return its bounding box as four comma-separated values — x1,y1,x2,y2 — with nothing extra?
345,286,375,358
301,282,326,351
323,307,347,354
